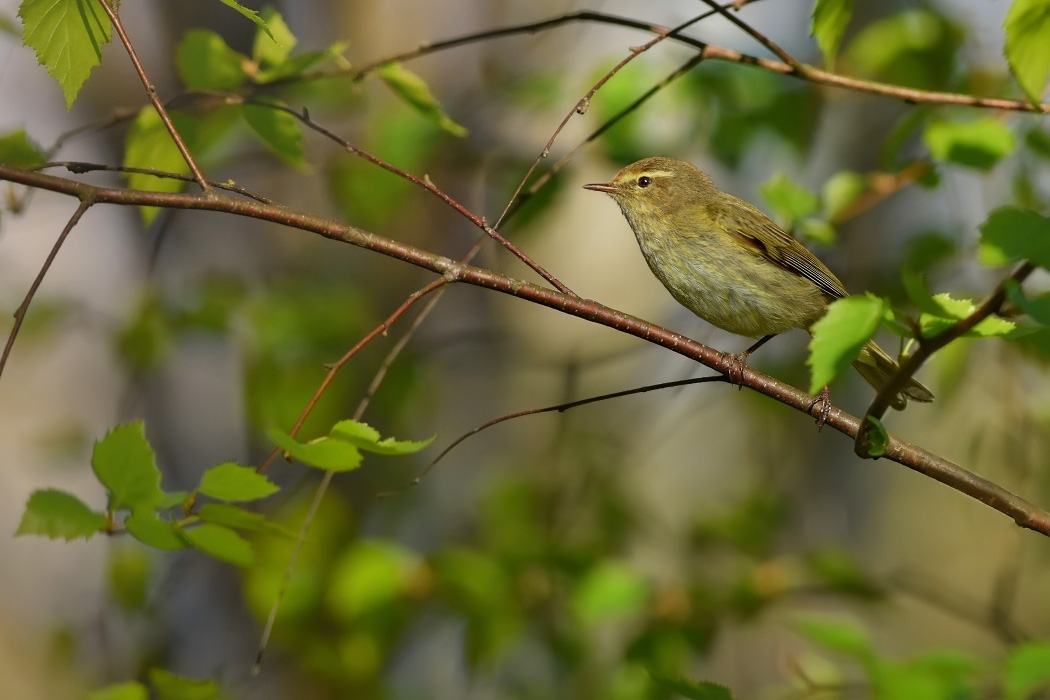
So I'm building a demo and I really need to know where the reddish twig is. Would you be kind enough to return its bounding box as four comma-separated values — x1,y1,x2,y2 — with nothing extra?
94,0,210,191
855,262,1037,457
0,199,92,382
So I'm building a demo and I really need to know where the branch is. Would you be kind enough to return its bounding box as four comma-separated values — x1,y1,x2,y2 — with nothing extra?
3,164,1048,536
855,262,1037,457
94,0,210,191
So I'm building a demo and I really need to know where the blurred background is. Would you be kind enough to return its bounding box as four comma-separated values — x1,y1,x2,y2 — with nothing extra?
1,0,1049,697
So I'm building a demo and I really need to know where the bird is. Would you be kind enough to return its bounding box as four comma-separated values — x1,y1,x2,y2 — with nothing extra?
583,156,933,413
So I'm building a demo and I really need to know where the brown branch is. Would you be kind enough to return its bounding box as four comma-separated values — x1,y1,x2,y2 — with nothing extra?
94,0,210,191
0,199,91,382
328,10,1049,114
694,0,808,75
43,162,274,203
3,165,1048,536
855,262,1037,457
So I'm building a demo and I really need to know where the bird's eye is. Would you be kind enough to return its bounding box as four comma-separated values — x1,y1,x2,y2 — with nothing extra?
637,176,652,188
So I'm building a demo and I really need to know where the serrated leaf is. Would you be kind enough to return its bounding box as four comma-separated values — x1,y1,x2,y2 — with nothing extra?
252,6,295,66
19,0,112,108
125,511,187,551
1004,0,1050,103
88,681,148,700
1004,642,1050,700
808,294,887,393
148,668,222,700
217,0,274,42
329,419,435,455
649,675,736,700
923,119,1017,171
243,100,305,166
268,427,363,471
919,293,1017,338
811,0,854,70
198,462,278,502
176,29,248,91
979,206,1050,268
378,61,468,137
761,173,820,227
197,503,295,537
0,129,46,168
180,523,253,566
92,422,164,512
16,489,106,540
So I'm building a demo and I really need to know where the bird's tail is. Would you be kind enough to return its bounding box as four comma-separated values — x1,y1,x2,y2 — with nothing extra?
852,340,934,410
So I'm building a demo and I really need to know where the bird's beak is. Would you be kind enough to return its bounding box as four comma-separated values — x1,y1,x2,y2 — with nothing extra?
583,182,619,194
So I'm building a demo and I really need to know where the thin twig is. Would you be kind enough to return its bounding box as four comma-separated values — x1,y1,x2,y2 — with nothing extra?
94,0,210,191
855,262,1037,457
694,0,808,75
392,376,728,493
0,199,92,382
43,162,274,203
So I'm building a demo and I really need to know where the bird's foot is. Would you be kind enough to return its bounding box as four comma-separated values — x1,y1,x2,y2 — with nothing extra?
807,386,832,429
723,350,752,389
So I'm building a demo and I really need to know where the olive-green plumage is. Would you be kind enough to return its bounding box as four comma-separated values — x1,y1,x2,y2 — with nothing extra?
585,156,933,410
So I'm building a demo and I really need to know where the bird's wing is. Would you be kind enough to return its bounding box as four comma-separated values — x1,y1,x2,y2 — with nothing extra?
716,198,847,300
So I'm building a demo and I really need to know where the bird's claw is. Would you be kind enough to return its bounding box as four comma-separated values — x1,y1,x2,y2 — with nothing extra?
724,351,751,389
807,386,832,429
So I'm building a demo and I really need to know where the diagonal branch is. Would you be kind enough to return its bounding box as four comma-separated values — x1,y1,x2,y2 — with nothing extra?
94,0,210,192
3,164,1048,537
855,262,1037,457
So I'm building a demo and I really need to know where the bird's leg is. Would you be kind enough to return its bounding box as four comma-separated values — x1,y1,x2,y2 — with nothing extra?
807,386,832,429
724,334,775,387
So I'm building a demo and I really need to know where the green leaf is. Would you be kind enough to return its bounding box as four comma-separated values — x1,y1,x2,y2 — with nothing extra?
807,294,887,393
116,294,171,370
649,675,736,700
572,561,649,625
123,107,192,226
801,218,837,245
88,682,148,700
902,266,956,318
862,416,889,457
918,293,1017,338
197,503,295,537
1005,0,1050,103
268,427,363,472
329,419,435,455
180,523,253,566
176,29,248,91
1004,642,1050,700
793,614,874,662
252,6,295,66
0,129,46,168
822,170,866,221
125,511,188,551
242,100,305,167
979,206,1050,268
811,0,854,70
807,548,883,598
255,42,349,83
760,173,820,227
16,489,106,540
216,0,274,42
378,61,468,137
19,0,112,108
845,9,960,90
148,668,222,700
198,462,278,502
923,119,1017,171
92,422,164,512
